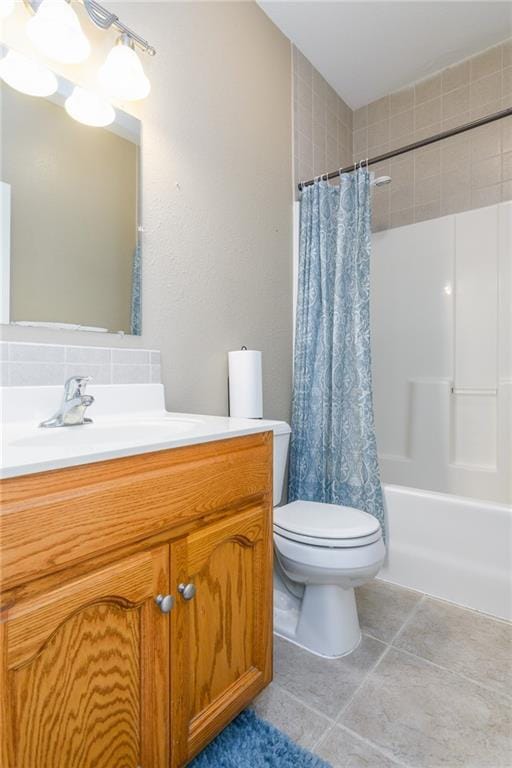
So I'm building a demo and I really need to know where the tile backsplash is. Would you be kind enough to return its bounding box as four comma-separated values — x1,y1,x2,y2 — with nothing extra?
0,342,161,387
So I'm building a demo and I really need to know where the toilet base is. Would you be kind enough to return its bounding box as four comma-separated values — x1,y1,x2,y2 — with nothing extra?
274,582,362,658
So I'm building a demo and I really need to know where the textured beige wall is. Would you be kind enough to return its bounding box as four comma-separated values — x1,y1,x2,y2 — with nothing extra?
0,2,293,419
353,39,512,231
1,84,137,331
292,46,353,194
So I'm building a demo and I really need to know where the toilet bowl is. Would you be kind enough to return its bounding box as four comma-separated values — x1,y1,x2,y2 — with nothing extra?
259,419,385,659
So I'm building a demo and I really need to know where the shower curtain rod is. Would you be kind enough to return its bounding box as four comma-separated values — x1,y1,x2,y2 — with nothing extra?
298,106,512,190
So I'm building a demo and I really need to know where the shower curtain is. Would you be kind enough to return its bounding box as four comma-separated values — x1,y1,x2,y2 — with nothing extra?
130,242,142,336
288,170,385,535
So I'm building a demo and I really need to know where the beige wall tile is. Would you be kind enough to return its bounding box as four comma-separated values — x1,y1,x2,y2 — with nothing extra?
351,39,512,231
441,166,471,198
502,150,512,181
390,156,414,186
312,67,325,97
471,183,501,208
414,200,441,222
313,143,326,173
440,134,471,172
442,112,470,131
312,90,325,124
502,116,512,152
442,60,470,93
471,122,501,159
415,97,441,130
353,106,368,130
297,76,313,111
391,181,414,213
390,87,415,115
353,127,368,156
298,134,313,168
414,145,441,179
414,174,441,206
471,99,502,121
368,96,390,125
390,109,414,139
415,122,441,141
313,118,325,148
326,109,337,141
297,103,313,140
471,155,502,188
470,44,502,82
502,66,512,97
388,132,414,152
441,188,471,216
368,119,390,149
503,39,512,68
470,72,502,111
415,73,442,105
442,85,470,121
502,179,512,201
390,208,414,227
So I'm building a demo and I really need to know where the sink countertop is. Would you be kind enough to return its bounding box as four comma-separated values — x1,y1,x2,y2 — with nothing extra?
0,384,280,479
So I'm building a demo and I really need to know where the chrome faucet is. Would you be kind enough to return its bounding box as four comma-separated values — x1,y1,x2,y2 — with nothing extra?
39,376,95,428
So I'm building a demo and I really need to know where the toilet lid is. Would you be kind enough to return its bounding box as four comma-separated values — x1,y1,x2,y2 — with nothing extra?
274,500,381,541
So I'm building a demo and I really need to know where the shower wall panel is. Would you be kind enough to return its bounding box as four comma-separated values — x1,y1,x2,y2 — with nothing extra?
371,200,511,503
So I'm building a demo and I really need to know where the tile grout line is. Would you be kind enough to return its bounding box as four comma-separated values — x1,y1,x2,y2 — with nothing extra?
388,593,428,646
334,641,392,724
267,681,338,727
324,722,415,768
324,597,429,730
387,644,512,702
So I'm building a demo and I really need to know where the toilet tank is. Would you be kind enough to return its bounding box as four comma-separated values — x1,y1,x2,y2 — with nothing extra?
258,420,291,506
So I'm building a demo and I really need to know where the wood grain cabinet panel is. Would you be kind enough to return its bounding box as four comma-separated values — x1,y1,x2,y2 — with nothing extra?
172,504,273,764
0,434,273,768
1,547,170,768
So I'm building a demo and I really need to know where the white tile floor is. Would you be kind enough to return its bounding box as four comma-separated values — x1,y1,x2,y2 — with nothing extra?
252,580,512,768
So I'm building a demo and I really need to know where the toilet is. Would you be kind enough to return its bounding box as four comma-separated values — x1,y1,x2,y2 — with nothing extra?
262,419,385,658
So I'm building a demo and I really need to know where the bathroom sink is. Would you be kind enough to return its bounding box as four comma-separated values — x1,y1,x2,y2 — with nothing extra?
0,383,273,478
8,417,203,449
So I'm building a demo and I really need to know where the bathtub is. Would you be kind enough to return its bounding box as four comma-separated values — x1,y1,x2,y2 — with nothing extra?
378,484,512,621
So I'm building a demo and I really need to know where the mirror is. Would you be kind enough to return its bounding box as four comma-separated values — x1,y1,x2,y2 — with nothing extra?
0,57,141,335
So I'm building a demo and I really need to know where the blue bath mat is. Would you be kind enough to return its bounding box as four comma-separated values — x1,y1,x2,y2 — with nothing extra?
189,708,331,767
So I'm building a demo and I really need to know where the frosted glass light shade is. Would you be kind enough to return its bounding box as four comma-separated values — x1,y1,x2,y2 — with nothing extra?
99,41,150,101
0,0,15,19
27,0,90,64
0,50,58,97
65,86,115,127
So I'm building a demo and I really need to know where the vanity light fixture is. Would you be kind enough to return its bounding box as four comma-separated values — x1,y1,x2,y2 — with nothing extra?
26,0,91,64
65,85,115,126
0,0,15,18
99,35,150,101
0,49,58,96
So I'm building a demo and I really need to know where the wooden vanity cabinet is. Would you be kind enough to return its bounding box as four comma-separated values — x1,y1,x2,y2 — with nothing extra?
0,432,273,768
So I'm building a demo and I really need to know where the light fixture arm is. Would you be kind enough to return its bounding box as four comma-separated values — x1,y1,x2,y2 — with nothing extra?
82,0,156,56
23,0,156,56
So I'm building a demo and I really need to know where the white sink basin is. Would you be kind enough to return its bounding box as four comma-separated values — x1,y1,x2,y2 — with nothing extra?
0,383,276,479
9,417,203,449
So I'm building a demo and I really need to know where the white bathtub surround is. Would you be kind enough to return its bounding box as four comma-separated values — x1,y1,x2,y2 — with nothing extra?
0,383,275,479
380,484,512,621
0,342,161,387
372,201,511,505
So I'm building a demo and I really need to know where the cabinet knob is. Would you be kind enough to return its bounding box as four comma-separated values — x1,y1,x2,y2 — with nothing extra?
178,582,196,600
154,594,174,613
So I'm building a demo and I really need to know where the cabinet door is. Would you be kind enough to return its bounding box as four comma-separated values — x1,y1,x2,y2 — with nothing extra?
171,504,273,764
1,546,170,768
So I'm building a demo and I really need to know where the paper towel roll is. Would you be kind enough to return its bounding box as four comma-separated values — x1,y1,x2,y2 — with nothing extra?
228,348,263,418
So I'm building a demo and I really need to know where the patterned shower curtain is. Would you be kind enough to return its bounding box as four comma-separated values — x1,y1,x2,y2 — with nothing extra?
130,242,142,336
288,170,385,535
